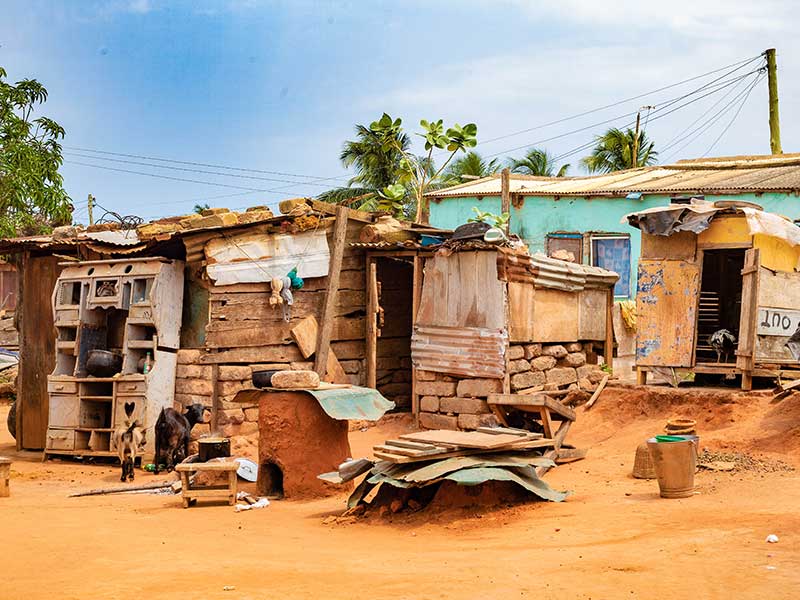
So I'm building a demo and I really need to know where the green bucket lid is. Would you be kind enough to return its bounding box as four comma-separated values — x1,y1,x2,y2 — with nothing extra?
655,434,686,443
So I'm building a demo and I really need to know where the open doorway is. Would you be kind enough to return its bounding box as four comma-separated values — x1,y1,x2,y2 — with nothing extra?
373,257,414,411
696,248,745,365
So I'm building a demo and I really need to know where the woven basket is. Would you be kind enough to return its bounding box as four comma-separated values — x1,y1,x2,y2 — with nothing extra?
632,441,657,479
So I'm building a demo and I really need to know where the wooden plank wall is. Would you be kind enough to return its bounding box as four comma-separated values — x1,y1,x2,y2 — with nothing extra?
416,251,505,329
636,259,700,367
17,253,62,449
754,264,800,363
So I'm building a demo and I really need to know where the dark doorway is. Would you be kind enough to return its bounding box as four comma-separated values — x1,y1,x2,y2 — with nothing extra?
375,257,414,411
258,461,284,499
696,249,745,364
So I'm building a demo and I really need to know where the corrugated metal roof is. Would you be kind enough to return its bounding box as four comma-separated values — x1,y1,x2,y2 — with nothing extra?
426,154,800,198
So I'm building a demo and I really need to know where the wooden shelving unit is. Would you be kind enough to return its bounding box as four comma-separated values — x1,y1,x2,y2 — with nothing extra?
45,257,184,461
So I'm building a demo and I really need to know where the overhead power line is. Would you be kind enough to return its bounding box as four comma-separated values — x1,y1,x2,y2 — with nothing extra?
65,160,318,195
63,151,335,189
474,53,764,148
64,145,351,184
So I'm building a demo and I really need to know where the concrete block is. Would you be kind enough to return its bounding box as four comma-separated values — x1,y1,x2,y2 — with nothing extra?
416,381,457,396
511,370,546,391
457,413,499,430
456,378,503,398
546,367,577,386
420,396,439,412
244,407,260,421
219,365,253,381
524,344,542,359
217,408,245,425
176,364,211,379
508,359,531,374
563,352,587,367
531,356,557,371
542,344,568,358
419,412,458,430
439,397,490,415
507,345,525,360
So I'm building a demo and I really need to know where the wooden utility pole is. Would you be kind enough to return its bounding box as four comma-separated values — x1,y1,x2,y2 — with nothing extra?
500,168,511,234
87,194,95,225
766,48,782,155
632,112,642,168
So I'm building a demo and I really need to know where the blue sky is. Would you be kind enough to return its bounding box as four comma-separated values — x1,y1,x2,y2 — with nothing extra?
2,0,799,223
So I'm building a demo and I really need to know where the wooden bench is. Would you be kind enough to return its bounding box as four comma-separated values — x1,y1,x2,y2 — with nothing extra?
175,460,238,508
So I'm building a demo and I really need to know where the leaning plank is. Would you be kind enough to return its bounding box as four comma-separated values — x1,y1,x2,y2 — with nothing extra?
374,438,556,464
585,374,609,409
399,429,526,449
556,448,588,464
384,439,441,451
488,393,576,421
314,205,349,376
476,426,542,438
290,316,319,359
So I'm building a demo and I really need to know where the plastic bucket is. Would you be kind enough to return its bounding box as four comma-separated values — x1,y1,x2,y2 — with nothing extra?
647,437,696,499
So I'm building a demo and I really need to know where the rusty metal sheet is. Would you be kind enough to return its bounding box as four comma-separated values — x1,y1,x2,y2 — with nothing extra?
305,386,395,421
636,260,700,367
411,324,507,379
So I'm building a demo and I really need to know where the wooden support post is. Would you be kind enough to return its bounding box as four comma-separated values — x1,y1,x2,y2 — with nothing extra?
636,367,647,386
500,168,511,234
604,288,614,370
366,258,378,389
737,248,760,391
210,362,220,431
410,255,423,424
315,205,349,376
766,48,782,155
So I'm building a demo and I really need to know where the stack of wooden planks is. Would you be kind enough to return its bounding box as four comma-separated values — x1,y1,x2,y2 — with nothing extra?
373,427,551,464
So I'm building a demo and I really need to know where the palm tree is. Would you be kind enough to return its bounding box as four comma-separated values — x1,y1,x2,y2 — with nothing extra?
581,128,657,174
509,148,569,177
317,124,411,208
441,151,501,184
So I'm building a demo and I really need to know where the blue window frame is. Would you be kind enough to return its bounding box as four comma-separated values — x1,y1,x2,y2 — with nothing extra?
591,236,631,298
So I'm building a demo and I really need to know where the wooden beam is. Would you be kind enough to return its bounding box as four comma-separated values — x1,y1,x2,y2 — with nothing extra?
585,374,609,409
365,259,378,389
500,168,511,233
604,288,614,370
410,254,423,424
210,362,220,431
314,205,349,376
487,393,576,421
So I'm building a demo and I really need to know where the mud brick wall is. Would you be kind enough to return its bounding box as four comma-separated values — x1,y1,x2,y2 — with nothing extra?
417,342,606,431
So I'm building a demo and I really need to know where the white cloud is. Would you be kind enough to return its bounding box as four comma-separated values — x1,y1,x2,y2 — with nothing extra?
127,0,153,14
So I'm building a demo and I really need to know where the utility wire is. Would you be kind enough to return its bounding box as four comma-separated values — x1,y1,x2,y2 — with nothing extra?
64,145,351,184
663,73,765,162
473,54,764,147
65,160,318,195
63,152,335,189
485,67,763,161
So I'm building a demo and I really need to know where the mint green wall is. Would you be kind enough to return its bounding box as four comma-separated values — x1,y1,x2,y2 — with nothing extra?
429,192,800,298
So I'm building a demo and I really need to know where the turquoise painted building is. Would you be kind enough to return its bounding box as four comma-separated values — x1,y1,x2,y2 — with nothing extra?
425,155,800,298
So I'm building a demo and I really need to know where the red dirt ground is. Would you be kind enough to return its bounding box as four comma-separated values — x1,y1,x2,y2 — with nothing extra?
1,385,799,599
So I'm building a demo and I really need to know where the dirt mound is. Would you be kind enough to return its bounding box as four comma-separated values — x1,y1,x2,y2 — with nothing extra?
583,384,800,458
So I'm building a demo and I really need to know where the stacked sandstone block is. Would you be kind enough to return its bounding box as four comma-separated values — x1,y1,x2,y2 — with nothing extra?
417,342,606,431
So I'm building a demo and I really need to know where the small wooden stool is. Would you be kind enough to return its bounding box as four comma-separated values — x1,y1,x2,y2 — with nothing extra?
0,457,11,497
175,460,238,508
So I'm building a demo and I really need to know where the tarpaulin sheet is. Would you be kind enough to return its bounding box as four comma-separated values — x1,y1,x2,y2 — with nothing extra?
625,201,800,247
306,386,395,421
623,202,720,236
443,465,568,502
205,229,330,285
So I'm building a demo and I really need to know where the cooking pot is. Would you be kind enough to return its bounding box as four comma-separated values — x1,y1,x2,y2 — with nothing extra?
86,349,122,377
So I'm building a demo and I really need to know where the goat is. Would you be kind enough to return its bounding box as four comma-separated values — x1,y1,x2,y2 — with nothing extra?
153,404,209,474
112,401,145,482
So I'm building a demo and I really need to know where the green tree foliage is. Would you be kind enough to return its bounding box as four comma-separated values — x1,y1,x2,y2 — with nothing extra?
316,123,411,210
320,115,478,221
442,151,500,184
370,114,477,222
193,203,210,214
0,67,71,236
508,148,569,177
581,127,657,174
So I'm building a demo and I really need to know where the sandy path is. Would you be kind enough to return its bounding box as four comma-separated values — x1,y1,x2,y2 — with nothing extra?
1,393,799,600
